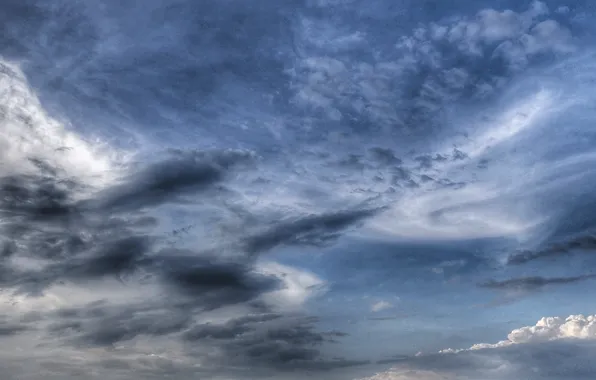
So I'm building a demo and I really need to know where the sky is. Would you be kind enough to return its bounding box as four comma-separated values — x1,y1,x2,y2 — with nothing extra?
1,0,596,379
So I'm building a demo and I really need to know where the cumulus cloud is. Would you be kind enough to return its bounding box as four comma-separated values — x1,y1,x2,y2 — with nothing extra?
359,315,596,380
439,314,596,353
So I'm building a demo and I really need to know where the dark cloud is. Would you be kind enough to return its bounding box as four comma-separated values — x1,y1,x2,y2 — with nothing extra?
152,252,282,308
508,234,596,265
0,173,77,222
48,302,193,347
183,314,364,371
0,150,265,294
57,236,150,278
243,208,384,256
92,149,255,212
40,302,361,373
183,313,282,341
479,274,596,291
0,147,368,371
0,322,30,336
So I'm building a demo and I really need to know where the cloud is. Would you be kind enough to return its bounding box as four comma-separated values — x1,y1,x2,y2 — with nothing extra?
0,99,373,374
0,133,386,380
440,314,596,353
38,300,361,373
258,262,325,311
152,252,282,309
371,301,393,313
0,321,30,336
360,314,596,380
0,135,369,297
91,149,256,212
507,233,596,265
0,66,381,374
243,207,384,256
291,1,575,134
479,274,596,291
47,301,192,347
0,0,295,146
1,1,593,379
0,59,126,186
182,314,343,369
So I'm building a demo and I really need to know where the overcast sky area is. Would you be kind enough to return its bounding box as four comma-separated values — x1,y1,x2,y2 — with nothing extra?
1,0,596,379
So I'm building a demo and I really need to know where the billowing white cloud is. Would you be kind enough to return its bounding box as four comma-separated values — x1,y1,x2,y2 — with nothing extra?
441,314,596,353
358,314,596,380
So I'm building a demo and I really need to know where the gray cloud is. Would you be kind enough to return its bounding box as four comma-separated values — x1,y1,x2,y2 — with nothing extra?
183,314,365,371
479,274,596,291
508,234,596,265
0,146,376,372
243,207,384,256
47,301,193,347
0,321,30,336
91,149,255,212
38,302,361,373
152,252,282,308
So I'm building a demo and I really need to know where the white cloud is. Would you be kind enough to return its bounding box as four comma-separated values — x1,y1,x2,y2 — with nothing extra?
257,262,326,311
359,314,596,380
0,59,130,191
371,301,394,313
441,314,596,353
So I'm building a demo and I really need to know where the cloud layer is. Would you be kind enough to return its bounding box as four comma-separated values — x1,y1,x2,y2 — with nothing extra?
0,0,595,379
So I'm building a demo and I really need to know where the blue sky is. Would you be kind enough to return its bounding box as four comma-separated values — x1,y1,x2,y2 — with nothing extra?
1,0,596,379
